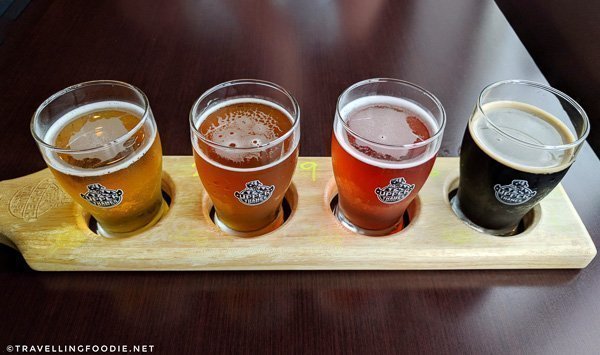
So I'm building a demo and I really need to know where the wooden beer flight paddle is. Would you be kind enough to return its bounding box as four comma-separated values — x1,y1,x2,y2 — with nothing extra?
0,156,594,271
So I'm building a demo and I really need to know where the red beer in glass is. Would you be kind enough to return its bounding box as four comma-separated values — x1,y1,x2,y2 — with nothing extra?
332,79,446,236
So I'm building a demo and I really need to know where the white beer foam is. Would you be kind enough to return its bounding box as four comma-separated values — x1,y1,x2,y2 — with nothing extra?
43,101,156,177
192,98,299,172
470,101,576,174
334,95,441,169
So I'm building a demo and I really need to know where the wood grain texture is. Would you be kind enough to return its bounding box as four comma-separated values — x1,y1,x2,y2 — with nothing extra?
0,156,594,271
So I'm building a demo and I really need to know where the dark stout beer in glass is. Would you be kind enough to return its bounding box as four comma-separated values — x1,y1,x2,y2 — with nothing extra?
452,80,590,236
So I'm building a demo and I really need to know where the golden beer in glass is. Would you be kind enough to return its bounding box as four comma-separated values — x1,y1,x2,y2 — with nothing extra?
31,80,167,237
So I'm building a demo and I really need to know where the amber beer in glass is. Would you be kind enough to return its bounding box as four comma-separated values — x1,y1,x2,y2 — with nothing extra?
332,78,446,236
190,80,300,236
451,80,590,235
31,80,167,237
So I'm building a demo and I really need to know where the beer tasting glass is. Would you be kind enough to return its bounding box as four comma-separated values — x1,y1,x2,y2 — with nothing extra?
190,79,300,236
332,78,446,236
451,80,590,236
31,80,167,237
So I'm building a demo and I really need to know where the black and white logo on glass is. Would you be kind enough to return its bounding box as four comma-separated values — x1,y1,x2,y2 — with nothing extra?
494,179,537,205
375,177,415,204
80,183,123,208
234,180,275,206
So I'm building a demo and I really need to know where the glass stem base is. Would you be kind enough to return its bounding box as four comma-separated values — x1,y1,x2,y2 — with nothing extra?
450,195,518,237
96,199,169,238
213,207,284,238
333,203,404,237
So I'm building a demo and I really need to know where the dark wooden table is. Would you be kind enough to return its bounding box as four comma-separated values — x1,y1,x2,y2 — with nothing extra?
1,1,599,353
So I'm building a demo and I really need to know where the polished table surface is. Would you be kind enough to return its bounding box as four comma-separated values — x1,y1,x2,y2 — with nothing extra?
1,0,600,353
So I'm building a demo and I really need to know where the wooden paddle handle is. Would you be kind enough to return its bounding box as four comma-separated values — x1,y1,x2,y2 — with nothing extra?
0,234,16,249
0,169,72,251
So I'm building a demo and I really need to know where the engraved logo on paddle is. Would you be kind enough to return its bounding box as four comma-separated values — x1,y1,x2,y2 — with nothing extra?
494,179,537,205
234,180,274,206
9,178,71,221
375,177,415,204
80,183,123,208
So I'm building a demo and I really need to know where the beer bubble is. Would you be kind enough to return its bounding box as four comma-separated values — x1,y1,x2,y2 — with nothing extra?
335,95,440,169
43,102,157,177
202,102,286,151
196,98,295,166
471,101,576,173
